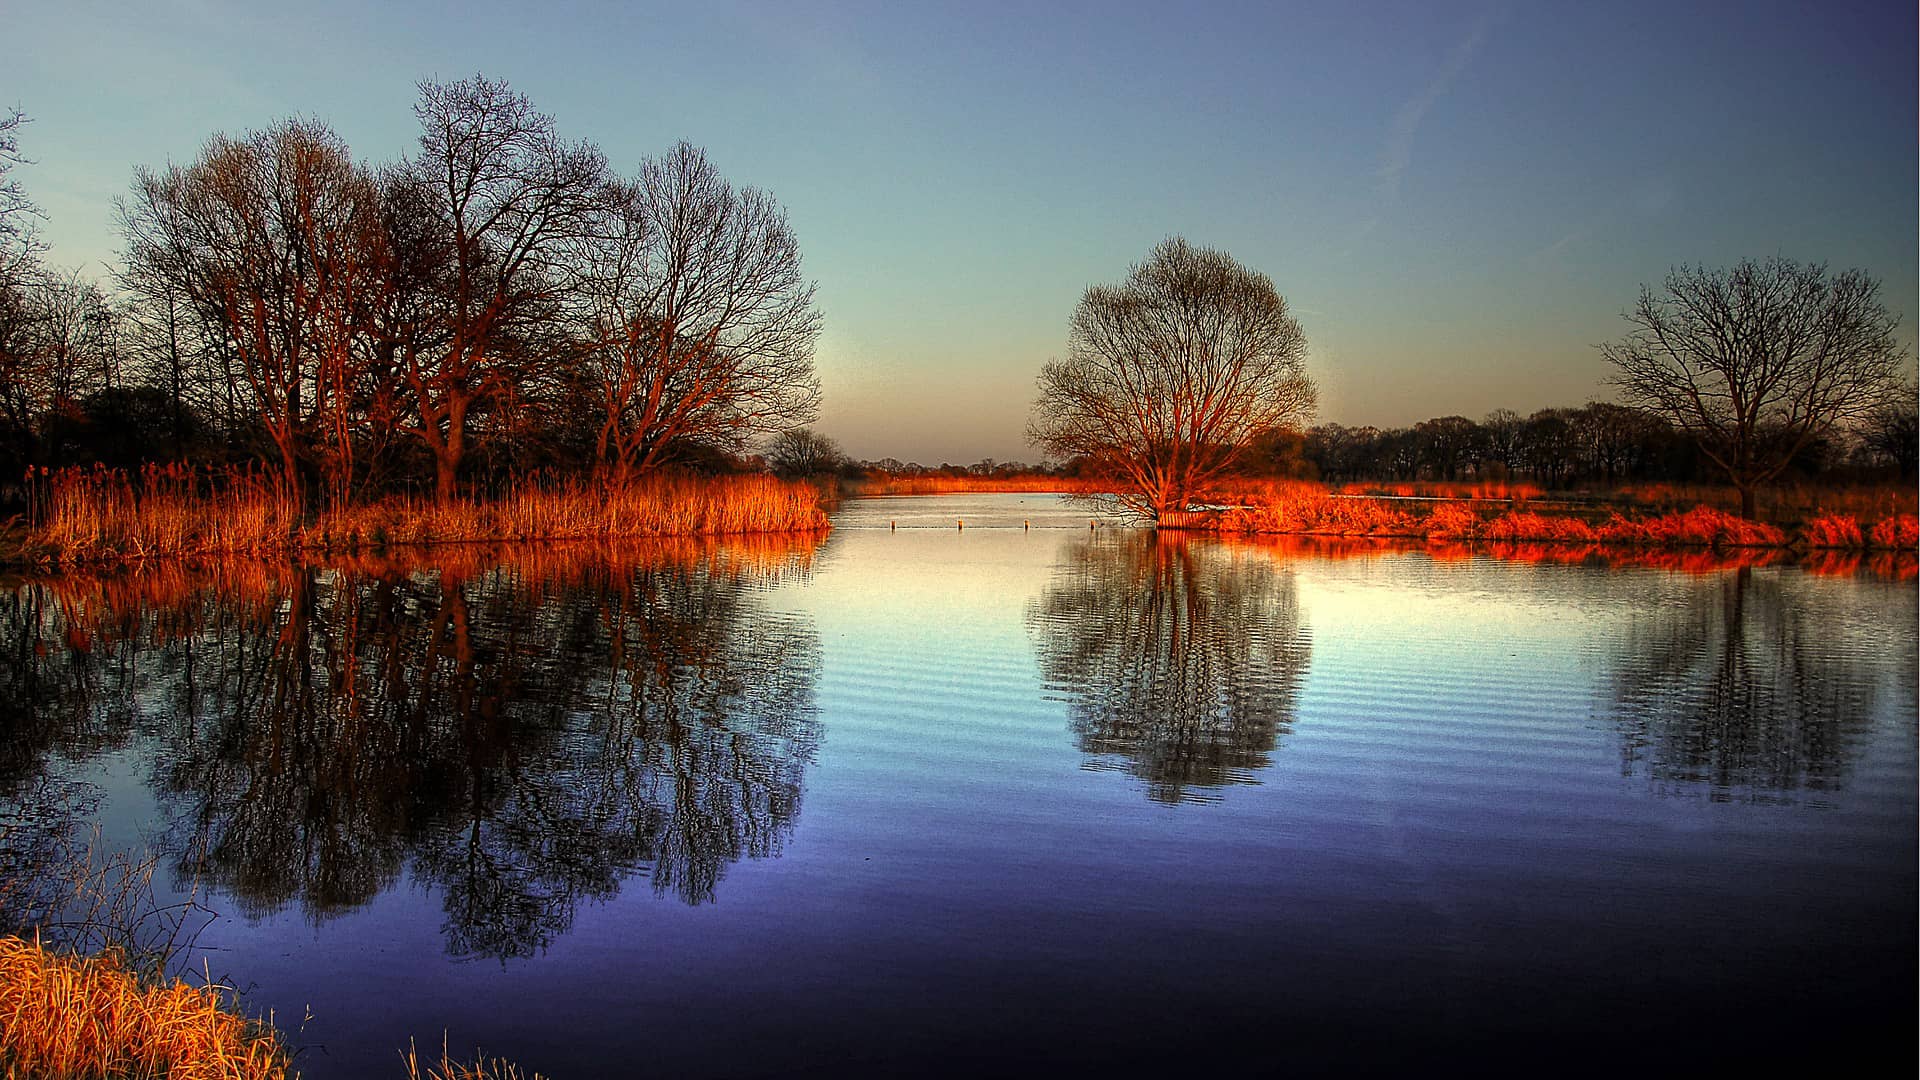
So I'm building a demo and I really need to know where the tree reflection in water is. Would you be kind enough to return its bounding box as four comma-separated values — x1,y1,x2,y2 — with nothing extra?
1606,566,1899,801
0,540,822,959
1028,533,1312,804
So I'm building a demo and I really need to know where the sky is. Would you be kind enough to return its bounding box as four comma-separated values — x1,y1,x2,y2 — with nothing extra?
8,0,1915,464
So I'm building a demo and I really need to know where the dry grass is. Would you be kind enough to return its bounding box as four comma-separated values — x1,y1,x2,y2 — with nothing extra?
1209,482,1915,551
27,468,829,566
0,937,293,1080
401,1038,549,1080
1604,481,1916,522
1,941,555,1080
1217,531,1914,577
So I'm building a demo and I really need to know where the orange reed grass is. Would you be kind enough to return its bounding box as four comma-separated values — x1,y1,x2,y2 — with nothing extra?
0,936,292,1080
29,469,830,566
1210,483,1914,551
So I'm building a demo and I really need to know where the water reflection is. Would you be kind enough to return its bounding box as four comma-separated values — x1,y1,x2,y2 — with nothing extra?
1028,533,1312,804
1606,566,1896,801
0,540,822,958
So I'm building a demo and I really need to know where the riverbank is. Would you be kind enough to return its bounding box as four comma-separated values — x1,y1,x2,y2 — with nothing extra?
1177,481,1918,552
8,469,830,568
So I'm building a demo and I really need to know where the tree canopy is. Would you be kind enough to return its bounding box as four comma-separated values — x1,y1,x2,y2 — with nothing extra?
1028,238,1316,519
1601,257,1907,517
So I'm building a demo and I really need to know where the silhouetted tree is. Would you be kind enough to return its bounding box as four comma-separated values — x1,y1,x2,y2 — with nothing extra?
0,107,40,280
1480,408,1525,477
1602,258,1907,518
766,427,842,477
1858,382,1917,480
1414,415,1481,480
0,265,120,475
1029,238,1316,519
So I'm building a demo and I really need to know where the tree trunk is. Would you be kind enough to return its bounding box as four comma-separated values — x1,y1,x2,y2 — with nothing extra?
278,440,306,517
434,399,468,502
1738,484,1756,521
434,452,459,503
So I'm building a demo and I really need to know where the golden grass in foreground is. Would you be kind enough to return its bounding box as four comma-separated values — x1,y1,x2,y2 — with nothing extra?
0,939,554,1080
31,467,829,565
0,937,291,1080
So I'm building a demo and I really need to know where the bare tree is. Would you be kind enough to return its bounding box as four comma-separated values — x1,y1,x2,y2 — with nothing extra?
0,265,118,470
1480,408,1525,477
120,120,387,507
1602,258,1907,518
570,143,821,485
1028,238,1316,520
1413,415,1481,480
405,75,606,499
0,107,42,280
1858,381,1917,480
765,427,841,477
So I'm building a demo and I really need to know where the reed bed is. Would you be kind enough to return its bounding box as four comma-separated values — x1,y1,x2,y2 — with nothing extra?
1210,484,1916,551
26,467,829,566
0,937,292,1080
1214,531,1914,578
1604,481,1916,521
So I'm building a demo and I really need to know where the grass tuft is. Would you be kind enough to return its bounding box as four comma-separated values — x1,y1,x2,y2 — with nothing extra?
0,936,293,1080
401,1037,549,1080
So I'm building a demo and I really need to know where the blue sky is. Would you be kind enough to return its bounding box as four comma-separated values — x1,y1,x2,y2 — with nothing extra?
10,0,1915,463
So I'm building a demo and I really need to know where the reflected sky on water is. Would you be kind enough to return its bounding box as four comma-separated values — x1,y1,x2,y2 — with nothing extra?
1,494,1913,1077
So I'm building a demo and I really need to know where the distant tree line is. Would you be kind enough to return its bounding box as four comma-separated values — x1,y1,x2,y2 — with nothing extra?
0,79,821,513
1263,398,1915,488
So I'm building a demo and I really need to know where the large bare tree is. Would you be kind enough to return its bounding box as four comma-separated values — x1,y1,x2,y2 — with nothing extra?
570,143,820,485
1028,238,1316,520
1601,258,1907,518
120,119,387,507
405,75,605,499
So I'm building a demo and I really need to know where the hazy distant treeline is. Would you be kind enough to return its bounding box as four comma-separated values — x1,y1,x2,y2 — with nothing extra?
0,78,821,512
1264,401,1917,488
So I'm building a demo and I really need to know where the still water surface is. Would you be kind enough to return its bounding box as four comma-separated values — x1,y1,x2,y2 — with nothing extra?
2,494,1914,1075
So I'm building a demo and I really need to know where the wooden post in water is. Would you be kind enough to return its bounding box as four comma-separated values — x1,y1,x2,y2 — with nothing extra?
890,520,896,531
957,519,964,530
1023,520,1029,530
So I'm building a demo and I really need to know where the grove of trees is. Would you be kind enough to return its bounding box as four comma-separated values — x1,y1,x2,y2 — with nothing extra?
1,77,822,513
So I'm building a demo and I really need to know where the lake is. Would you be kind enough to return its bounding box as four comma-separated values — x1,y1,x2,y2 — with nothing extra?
2,493,1913,1076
